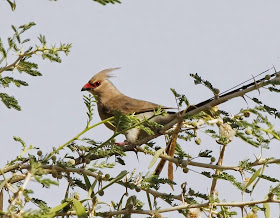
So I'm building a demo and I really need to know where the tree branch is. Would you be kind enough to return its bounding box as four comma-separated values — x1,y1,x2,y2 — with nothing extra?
0,50,37,74
104,196,280,217
161,74,280,133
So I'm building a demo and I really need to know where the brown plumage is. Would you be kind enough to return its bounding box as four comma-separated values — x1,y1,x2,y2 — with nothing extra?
81,68,177,144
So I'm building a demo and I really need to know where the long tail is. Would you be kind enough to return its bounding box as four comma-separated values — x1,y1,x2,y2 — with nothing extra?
154,68,276,177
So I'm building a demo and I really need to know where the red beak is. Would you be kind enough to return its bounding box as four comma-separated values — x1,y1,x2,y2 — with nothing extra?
81,82,92,91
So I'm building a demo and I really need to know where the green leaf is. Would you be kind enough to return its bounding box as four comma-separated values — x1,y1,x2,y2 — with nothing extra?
117,193,126,211
38,34,46,45
11,25,17,32
170,88,190,107
41,53,62,63
6,0,16,11
113,110,131,132
8,37,18,51
13,136,26,147
83,94,96,125
22,38,31,44
17,61,41,77
263,202,270,218
0,93,21,110
19,22,36,33
125,195,136,209
251,166,266,194
83,174,91,191
0,77,28,88
244,168,262,190
72,198,87,218
148,148,164,169
0,38,7,59
88,178,98,198
14,79,28,87
146,192,152,210
268,86,280,93
45,202,69,216
190,73,215,92
93,0,110,5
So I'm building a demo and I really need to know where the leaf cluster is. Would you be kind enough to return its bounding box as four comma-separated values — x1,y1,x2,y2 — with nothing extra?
5,0,121,11
190,73,219,94
0,23,71,110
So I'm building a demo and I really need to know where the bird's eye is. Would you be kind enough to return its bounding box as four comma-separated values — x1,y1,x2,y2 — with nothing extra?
92,81,101,88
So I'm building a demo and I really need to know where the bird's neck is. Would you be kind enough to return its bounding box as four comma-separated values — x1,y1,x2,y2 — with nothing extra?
97,85,123,105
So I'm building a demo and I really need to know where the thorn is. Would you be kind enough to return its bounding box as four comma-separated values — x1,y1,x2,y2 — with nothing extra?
241,95,249,106
272,65,280,78
253,154,258,160
273,65,280,77
258,147,263,161
251,74,260,95
273,65,277,74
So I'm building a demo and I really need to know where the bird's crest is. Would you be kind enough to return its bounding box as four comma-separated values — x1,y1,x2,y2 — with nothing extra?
92,67,120,81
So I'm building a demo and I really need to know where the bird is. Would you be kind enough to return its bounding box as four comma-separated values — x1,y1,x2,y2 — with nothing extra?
81,68,178,145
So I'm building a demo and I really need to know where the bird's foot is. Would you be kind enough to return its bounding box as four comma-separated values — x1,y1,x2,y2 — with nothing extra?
114,141,128,146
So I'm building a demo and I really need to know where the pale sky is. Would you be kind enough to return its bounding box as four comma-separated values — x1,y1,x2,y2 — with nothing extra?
1,0,280,217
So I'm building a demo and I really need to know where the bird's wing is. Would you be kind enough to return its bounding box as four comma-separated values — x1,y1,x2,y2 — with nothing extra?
103,95,174,115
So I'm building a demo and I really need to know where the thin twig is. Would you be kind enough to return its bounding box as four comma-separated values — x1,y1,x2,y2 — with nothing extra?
8,171,32,214
210,144,227,196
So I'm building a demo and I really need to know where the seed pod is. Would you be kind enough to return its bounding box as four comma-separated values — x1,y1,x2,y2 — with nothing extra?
245,128,252,135
68,159,75,165
135,186,141,192
243,111,250,118
52,171,58,178
57,173,63,179
98,190,104,196
213,88,220,95
192,121,198,128
51,155,57,162
104,174,110,181
195,138,201,145
188,189,195,196
210,157,216,162
265,74,271,80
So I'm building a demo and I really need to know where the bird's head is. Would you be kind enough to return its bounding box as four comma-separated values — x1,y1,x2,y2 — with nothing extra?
81,68,120,95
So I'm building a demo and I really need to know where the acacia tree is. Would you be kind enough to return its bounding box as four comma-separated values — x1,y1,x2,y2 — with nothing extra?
1,1,280,217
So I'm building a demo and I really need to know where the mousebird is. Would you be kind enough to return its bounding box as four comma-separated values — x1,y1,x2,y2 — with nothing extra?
81,68,178,145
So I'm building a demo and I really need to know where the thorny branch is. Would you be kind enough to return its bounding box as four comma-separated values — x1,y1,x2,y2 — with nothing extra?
54,196,280,217
7,171,32,214
161,73,280,133
80,72,280,163
1,71,279,217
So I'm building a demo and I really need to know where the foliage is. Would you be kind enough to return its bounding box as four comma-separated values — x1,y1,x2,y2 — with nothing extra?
0,23,71,110
1,73,280,217
1,2,280,218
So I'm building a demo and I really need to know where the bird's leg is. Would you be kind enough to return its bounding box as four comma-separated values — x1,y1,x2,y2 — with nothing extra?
114,140,139,160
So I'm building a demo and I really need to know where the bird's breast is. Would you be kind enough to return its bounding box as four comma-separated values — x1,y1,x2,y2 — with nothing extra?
97,104,115,131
